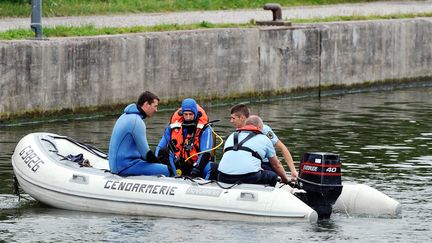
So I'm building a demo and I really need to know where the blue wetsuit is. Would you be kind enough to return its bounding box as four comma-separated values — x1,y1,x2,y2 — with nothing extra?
108,103,169,176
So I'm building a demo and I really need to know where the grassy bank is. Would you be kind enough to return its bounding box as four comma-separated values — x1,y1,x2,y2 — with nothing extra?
0,21,253,40
1,12,432,40
292,12,432,23
1,0,385,18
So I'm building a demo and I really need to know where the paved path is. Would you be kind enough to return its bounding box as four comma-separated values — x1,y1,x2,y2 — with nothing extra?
1,1,432,32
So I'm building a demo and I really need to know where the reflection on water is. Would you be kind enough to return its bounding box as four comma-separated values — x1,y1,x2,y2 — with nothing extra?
1,87,432,242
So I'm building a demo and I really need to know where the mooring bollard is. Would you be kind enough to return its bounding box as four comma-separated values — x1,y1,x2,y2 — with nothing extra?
264,3,283,21
256,3,292,26
31,0,43,39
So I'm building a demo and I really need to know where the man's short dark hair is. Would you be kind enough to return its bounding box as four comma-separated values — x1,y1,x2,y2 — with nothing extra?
230,104,250,118
137,91,159,106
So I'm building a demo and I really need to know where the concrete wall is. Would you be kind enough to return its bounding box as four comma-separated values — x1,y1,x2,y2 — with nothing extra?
259,27,321,92
318,19,432,87
1,18,432,121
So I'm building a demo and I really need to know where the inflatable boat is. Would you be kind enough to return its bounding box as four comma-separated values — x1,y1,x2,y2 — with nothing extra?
11,133,401,223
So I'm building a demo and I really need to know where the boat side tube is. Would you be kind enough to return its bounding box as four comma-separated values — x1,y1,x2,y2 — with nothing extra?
333,183,402,217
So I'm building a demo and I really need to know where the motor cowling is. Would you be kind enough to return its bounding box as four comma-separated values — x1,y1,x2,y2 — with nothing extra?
296,152,343,219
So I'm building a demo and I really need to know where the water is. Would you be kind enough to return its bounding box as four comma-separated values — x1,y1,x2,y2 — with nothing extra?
1,87,432,242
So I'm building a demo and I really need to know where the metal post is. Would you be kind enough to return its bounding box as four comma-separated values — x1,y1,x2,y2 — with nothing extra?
31,0,43,39
256,3,291,26
263,3,282,21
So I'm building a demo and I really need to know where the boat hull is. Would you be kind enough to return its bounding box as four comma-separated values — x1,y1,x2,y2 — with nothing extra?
12,132,401,221
12,133,318,223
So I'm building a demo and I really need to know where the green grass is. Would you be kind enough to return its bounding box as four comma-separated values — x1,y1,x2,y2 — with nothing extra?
1,0,430,40
291,12,432,23
0,21,255,40
1,0,388,18
2,12,431,40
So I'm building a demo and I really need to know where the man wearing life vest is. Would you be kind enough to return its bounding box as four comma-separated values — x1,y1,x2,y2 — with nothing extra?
229,104,298,180
156,98,215,179
218,115,290,186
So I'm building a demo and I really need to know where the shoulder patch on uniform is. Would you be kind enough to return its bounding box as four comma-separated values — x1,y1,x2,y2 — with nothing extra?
266,131,274,139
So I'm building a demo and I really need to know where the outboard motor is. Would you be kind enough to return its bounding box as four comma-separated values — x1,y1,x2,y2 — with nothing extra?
296,152,343,219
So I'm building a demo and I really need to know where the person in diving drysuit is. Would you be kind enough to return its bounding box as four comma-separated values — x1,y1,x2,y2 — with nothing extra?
156,98,217,179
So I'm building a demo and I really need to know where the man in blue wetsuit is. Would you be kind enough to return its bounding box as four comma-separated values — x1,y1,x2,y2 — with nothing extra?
229,104,298,180
108,91,170,176
218,115,290,186
156,98,216,179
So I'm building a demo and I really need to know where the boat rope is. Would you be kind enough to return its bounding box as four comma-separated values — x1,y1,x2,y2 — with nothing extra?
213,181,241,189
13,175,21,201
278,180,297,188
12,176,36,201
181,176,242,189
278,183,288,189
41,138,69,161
49,135,108,159
184,124,224,162
339,198,351,218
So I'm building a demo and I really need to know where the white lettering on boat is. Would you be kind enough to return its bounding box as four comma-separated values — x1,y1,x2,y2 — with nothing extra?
103,180,177,195
303,165,318,172
18,145,45,172
186,187,222,197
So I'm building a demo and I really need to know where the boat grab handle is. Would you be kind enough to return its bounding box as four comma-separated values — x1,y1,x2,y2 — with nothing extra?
70,174,89,184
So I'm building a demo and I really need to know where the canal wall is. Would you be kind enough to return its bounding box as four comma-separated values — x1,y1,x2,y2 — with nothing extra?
1,18,431,121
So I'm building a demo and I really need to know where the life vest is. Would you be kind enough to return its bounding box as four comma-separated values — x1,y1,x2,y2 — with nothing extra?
224,125,263,161
236,125,262,134
169,104,209,164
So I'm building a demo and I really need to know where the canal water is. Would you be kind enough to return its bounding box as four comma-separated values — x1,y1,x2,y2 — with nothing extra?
1,87,431,242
